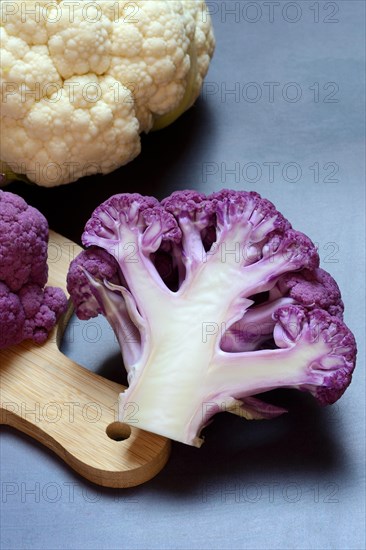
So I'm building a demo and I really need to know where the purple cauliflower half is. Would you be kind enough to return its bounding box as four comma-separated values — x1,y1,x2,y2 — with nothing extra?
67,190,357,447
0,191,67,348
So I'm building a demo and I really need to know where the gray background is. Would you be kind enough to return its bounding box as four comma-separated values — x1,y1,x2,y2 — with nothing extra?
1,1,365,549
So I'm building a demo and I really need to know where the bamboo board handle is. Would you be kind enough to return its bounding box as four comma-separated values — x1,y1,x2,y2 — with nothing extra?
0,231,171,488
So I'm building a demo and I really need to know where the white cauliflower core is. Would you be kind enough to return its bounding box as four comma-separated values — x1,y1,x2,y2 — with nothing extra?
0,1,215,186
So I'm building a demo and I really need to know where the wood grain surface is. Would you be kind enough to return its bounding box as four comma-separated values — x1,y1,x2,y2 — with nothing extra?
0,231,171,488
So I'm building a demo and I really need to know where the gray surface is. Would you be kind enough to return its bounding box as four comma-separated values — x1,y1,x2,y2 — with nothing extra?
1,1,365,549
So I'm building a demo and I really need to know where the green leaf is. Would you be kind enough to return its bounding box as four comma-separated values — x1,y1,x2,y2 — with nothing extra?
0,160,31,185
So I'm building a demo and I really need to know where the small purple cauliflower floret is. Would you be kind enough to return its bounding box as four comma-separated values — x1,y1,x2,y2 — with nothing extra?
278,268,344,318
66,247,122,321
67,189,357,447
272,305,356,406
0,190,48,291
0,191,67,349
221,267,345,353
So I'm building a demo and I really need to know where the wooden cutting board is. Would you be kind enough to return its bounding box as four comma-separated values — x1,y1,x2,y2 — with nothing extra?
0,231,171,488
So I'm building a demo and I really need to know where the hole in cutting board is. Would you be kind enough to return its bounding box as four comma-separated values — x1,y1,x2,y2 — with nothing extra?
106,422,131,441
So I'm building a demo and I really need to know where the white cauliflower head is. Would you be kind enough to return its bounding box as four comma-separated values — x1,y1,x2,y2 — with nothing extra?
0,0,215,186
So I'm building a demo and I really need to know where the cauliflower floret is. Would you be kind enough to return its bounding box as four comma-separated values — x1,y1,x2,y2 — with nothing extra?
0,26,47,120
110,0,215,131
0,190,67,349
0,0,52,45
2,39,63,120
0,0,215,186
2,74,140,186
46,5,113,79
109,0,193,131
